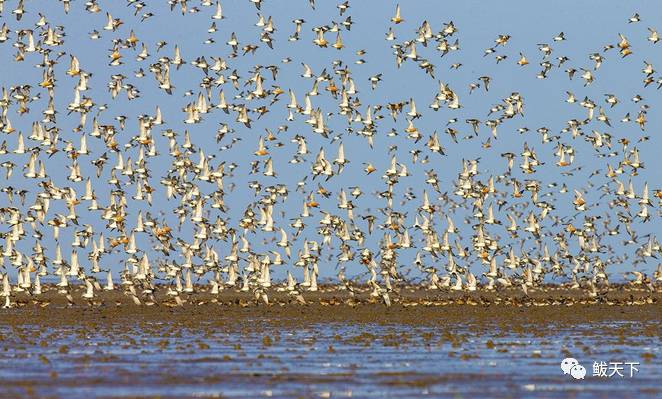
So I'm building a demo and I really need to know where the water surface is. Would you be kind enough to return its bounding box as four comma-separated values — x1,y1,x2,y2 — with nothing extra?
0,320,659,398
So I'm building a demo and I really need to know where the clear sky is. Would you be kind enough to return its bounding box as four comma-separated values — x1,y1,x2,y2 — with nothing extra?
1,0,660,283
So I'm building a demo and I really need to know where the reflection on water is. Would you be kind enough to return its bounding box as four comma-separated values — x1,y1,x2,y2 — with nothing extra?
0,321,659,398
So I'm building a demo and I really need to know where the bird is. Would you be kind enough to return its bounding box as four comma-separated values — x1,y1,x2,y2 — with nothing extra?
391,4,403,24
0,0,656,313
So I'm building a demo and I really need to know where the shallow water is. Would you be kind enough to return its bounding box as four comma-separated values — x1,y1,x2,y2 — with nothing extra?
0,320,659,398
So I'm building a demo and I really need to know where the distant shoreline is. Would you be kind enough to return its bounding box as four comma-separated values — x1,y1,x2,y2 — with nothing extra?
1,284,659,327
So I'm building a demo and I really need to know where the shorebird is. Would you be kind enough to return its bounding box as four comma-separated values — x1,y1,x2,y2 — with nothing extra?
0,1,658,310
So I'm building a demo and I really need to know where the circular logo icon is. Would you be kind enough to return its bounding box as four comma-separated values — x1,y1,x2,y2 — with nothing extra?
561,358,579,375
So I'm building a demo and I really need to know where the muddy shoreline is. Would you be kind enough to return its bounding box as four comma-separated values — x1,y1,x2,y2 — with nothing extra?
1,286,659,399
2,285,660,327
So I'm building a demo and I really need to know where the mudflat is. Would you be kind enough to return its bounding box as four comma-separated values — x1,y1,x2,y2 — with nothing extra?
1,286,660,398
2,284,660,326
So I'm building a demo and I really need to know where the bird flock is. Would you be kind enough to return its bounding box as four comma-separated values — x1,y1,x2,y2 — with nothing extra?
0,0,661,307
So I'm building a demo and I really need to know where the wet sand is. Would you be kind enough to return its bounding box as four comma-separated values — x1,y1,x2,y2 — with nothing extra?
2,284,660,326
2,286,660,398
